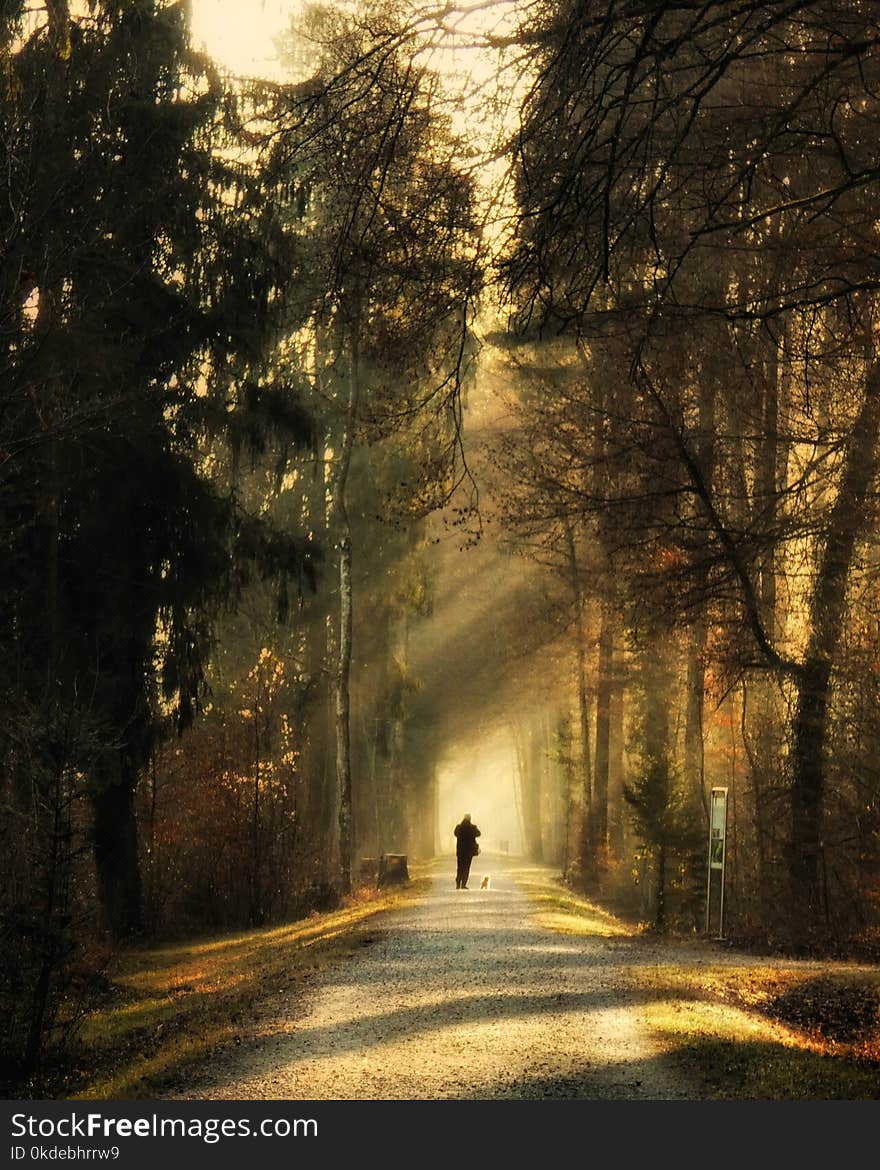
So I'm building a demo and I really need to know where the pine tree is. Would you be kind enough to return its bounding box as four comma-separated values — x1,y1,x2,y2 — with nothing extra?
0,0,313,954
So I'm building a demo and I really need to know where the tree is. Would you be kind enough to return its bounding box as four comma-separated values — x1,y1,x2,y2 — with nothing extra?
270,1,482,890
506,0,880,946
0,0,313,951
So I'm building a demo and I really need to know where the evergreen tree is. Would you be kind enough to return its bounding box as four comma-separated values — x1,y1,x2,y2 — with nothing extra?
0,0,313,963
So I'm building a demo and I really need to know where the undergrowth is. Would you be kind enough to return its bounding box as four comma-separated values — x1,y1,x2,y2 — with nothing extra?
34,876,428,1100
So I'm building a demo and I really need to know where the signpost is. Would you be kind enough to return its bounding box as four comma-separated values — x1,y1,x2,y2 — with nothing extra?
705,786,729,938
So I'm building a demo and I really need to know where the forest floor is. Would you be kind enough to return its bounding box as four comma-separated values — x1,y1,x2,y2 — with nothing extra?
67,854,880,1100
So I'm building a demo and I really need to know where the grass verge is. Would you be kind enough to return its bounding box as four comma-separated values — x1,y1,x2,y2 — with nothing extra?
65,875,429,1100
515,863,880,1098
509,864,635,938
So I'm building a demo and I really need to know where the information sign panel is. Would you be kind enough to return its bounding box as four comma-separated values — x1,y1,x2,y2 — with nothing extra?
705,786,729,937
710,787,728,870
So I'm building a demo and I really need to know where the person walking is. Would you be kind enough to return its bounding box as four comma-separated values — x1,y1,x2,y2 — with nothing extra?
454,813,481,889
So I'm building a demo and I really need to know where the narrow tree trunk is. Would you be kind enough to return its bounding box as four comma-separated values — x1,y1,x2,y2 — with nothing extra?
740,680,769,913
24,754,66,1072
511,721,527,853
300,436,334,877
757,336,780,629
250,701,262,926
526,721,545,862
333,328,361,895
655,842,667,930
683,619,708,826
684,333,717,827
557,711,575,877
336,531,354,893
563,519,593,886
741,322,786,932
608,673,625,856
593,606,613,856
512,720,543,862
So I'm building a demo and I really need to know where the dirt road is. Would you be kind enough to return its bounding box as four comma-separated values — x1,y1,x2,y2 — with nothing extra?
180,856,693,1099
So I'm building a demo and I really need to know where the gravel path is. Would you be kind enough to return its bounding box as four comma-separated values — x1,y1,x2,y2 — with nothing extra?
181,856,695,1100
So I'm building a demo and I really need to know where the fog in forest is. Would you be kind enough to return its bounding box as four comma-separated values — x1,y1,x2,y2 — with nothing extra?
5,0,880,1093
402,350,577,862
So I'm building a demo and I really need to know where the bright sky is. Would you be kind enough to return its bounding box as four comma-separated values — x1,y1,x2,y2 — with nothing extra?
189,0,520,240
189,1,520,93
190,0,296,80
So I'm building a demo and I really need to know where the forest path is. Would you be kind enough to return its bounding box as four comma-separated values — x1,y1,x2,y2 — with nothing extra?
178,855,694,1099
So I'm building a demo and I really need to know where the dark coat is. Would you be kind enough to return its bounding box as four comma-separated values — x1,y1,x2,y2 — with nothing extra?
454,819,481,859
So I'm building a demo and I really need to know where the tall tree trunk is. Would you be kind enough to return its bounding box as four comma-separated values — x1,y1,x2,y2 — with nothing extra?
526,720,545,862
303,318,336,881
563,518,593,886
684,333,717,827
655,842,667,930
336,531,354,892
250,701,262,926
542,710,564,865
593,606,613,857
511,720,527,854
683,619,708,826
734,323,788,932
513,720,543,862
332,328,360,895
91,758,143,939
301,447,334,877
790,359,880,936
757,332,781,631
740,680,771,920
24,750,68,1072
608,674,626,857
557,711,575,876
